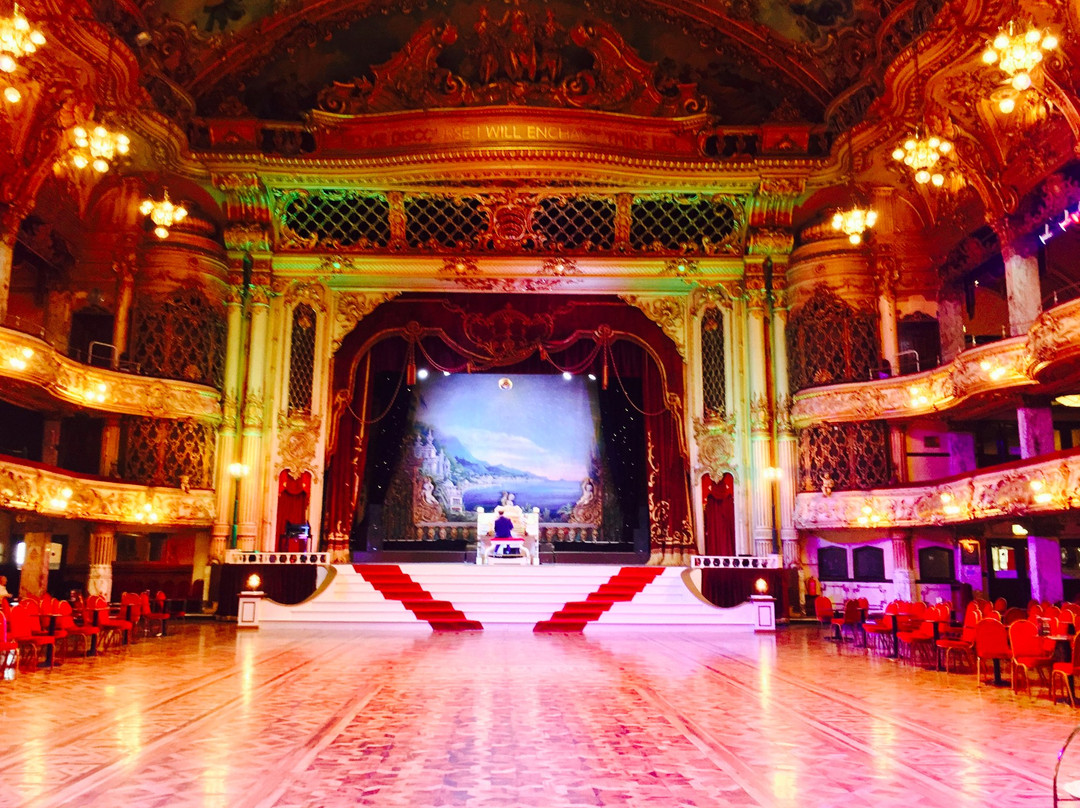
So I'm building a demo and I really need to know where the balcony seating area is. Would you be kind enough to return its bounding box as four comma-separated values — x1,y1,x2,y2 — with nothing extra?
823,596,1080,705
0,589,184,678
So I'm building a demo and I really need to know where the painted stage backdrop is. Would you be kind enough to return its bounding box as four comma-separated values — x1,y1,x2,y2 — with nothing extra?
395,374,604,527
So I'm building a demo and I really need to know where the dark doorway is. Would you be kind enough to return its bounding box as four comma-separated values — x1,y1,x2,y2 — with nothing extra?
986,540,1031,608
68,308,115,366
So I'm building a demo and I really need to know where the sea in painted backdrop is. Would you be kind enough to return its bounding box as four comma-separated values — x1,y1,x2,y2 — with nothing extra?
462,480,585,515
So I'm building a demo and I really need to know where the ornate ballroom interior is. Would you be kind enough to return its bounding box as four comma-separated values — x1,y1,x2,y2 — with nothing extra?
5,0,1080,805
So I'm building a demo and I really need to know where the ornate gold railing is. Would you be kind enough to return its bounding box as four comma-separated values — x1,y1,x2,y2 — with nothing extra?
0,327,221,422
0,456,216,527
791,297,1080,427
794,447,1080,530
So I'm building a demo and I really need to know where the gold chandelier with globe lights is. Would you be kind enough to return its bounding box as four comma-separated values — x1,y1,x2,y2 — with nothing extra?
892,129,952,187
68,124,131,173
140,190,188,239
982,21,1059,114
0,3,46,105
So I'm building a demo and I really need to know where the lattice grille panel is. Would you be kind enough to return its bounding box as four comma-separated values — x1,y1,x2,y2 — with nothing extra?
630,196,739,251
787,286,881,394
282,192,390,248
130,289,226,389
288,304,317,413
701,309,725,418
405,196,485,248
120,417,215,489
534,196,616,250
798,421,890,493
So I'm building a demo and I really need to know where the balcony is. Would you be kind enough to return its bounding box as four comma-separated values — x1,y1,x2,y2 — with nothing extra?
795,446,1080,531
791,296,1080,428
0,455,215,527
0,326,221,422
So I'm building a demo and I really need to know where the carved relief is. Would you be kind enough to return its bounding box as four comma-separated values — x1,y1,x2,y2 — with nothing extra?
693,416,735,481
333,291,401,352
748,394,772,434
618,295,687,360
285,281,328,314
278,412,323,481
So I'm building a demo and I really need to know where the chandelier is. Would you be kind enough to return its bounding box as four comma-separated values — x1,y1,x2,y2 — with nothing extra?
982,22,1058,92
891,130,952,187
140,190,188,239
0,3,45,104
69,124,130,173
831,206,877,245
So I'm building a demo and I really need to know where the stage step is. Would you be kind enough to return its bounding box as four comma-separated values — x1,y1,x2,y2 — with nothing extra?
258,564,760,629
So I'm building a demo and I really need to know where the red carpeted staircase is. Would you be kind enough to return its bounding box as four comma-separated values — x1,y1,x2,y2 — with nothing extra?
534,567,665,632
355,565,483,631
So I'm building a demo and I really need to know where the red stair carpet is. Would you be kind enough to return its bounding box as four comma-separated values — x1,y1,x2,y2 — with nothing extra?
534,567,665,632
355,565,483,631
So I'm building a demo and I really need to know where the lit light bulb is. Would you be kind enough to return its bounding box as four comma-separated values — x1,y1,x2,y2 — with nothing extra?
0,55,15,73
154,226,168,239
999,96,1016,114
3,85,19,103
1011,72,1032,91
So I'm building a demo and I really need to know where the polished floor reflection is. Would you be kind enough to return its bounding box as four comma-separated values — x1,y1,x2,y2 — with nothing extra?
0,622,1073,807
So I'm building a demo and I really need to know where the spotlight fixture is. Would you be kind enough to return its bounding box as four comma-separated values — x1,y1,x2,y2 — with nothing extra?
562,372,572,381
416,368,429,380
139,190,187,239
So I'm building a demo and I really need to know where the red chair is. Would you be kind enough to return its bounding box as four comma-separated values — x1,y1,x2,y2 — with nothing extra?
158,590,185,622
1051,634,1080,707
0,613,19,679
7,604,54,669
993,597,1008,613
974,618,1011,686
89,594,132,650
1009,619,1053,695
897,603,950,666
814,596,834,638
140,592,170,637
937,606,980,673
56,601,98,657
863,602,901,656
832,600,865,645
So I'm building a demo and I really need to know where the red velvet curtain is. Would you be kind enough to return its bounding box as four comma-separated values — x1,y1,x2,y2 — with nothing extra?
325,294,690,561
702,472,736,556
275,470,311,550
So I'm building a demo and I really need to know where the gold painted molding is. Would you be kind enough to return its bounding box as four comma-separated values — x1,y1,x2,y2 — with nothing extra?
0,328,222,423
792,297,1080,427
794,450,1080,530
0,459,216,527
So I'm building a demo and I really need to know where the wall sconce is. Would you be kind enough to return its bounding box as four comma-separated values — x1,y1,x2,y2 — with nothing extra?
133,502,159,524
940,492,961,516
1012,523,1029,536
1029,479,1053,505
48,486,72,510
75,382,107,404
959,538,979,554
7,346,32,370
856,504,886,526
979,360,1006,381
909,386,930,407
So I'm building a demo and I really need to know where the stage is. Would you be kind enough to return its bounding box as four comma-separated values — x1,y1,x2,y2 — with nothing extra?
255,564,768,631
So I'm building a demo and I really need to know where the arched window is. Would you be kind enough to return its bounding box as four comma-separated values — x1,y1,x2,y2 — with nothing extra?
288,304,317,413
818,546,848,581
853,546,886,581
701,308,725,419
919,546,955,583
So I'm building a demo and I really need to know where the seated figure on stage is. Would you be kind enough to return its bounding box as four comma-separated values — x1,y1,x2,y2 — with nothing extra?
492,507,518,556
476,498,540,564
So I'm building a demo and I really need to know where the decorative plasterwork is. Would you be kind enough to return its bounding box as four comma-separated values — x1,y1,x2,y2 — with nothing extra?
0,327,221,422
0,459,215,527
618,294,687,360
278,411,323,482
795,450,1080,531
692,416,736,482
791,334,1030,428
332,291,401,352
283,280,328,314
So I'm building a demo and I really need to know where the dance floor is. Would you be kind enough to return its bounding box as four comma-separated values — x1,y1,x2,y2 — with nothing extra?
0,622,1074,807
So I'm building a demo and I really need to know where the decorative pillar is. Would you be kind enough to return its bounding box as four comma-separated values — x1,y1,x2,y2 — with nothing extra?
1018,395,1063,603
875,257,900,374
42,419,60,467
19,525,51,599
99,417,121,478
938,283,966,363
0,236,13,325
112,261,136,366
745,260,773,556
891,532,917,601
770,263,797,559
238,286,270,551
1003,244,1041,337
87,524,117,600
890,425,908,484
212,290,245,562
43,290,74,354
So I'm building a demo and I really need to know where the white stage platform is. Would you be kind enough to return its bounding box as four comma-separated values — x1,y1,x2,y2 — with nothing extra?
257,564,760,630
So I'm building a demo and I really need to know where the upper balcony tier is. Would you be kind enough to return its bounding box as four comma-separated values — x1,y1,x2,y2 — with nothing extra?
0,327,221,423
791,297,1080,429
0,455,215,528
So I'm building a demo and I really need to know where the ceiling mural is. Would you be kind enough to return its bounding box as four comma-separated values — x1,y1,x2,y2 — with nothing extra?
96,0,943,129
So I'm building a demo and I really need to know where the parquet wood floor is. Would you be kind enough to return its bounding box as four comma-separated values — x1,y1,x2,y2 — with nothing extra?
0,623,1074,807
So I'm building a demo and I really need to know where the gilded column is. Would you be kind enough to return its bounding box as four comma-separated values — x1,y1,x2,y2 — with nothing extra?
745,260,773,556
891,532,917,601
99,417,121,477
729,295,750,555
938,283,966,363
875,254,900,374
770,262,797,563
112,261,137,366
1000,239,1042,336
19,522,51,599
0,229,14,325
87,524,117,600
238,285,270,551
211,289,245,562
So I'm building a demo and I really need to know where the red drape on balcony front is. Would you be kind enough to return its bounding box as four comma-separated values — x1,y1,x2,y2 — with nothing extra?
323,294,691,562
